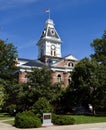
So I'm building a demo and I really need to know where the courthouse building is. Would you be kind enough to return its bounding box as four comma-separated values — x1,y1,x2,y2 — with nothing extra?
17,18,78,87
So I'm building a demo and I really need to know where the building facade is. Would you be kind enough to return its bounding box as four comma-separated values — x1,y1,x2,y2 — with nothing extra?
17,19,78,87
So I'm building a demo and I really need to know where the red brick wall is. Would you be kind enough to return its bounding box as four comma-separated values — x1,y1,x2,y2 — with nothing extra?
51,71,71,87
19,71,27,83
19,70,70,87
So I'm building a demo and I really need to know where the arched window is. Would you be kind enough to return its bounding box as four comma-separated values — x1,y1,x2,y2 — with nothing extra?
51,45,56,56
68,62,74,67
40,47,43,57
57,74,61,83
68,76,72,84
25,75,29,83
51,49,56,56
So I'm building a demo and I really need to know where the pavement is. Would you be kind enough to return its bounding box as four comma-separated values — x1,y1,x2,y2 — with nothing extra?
0,121,106,130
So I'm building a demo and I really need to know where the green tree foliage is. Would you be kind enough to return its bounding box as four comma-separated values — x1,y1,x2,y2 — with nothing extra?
55,86,79,114
0,85,5,108
32,97,53,119
90,31,106,111
72,58,98,89
0,39,18,80
15,67,62,112
27,67,62,103
0,39,18,110
3,80,22,111
71,58,99,112
69,31,106,114
90,30,106,65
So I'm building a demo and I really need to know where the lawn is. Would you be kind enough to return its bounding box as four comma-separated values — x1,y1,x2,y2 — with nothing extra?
3,120,14,125
0,112,14,125
71,115,106,124
0,113,13,120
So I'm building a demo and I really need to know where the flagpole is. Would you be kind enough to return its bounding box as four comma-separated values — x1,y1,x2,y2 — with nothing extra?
49,9,50,19
44,9,51,19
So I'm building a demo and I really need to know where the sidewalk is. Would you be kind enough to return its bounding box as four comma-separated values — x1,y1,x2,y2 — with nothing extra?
0,122,106,130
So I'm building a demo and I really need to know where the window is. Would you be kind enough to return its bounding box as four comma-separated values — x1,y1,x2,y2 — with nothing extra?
51,45,56,56
68,76,72,84
25,75,28,83
40,48,43,57
57,74,61,83
68,62,74,67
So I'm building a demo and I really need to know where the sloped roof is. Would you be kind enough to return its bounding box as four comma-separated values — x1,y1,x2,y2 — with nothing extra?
37,19,62,45
18,58,46,68
50,54,78,66
64,54,78,61
40,27,59,39
24,60,46,67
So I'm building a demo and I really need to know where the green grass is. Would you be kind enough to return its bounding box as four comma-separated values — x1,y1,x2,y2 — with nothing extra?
71,115,106,124
3,120,14,125
0,112,14,125
0,113,13,120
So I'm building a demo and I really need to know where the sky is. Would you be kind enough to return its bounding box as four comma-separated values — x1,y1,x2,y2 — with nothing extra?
0,0,106,60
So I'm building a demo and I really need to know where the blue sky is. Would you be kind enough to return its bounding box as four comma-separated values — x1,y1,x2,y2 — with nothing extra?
0,0,106,60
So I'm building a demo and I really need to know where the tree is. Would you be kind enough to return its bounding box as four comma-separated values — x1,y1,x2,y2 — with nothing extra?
32,97,53,119
0,39,18,80
53,87,77,114
90,31,106,112
0,84,5,108
15,67,62,112
71,58,99,113
69,31,106,114
27,67,61,103
0,39,18,110
90,30,106,65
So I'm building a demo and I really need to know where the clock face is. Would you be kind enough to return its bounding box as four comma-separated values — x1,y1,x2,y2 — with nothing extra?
50,29,55,36
51,45,55,49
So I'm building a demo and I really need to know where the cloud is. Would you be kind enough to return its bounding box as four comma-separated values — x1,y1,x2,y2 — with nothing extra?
0,0,39,10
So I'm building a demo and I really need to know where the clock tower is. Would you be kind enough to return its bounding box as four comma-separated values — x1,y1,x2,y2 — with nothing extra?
37,19,62,63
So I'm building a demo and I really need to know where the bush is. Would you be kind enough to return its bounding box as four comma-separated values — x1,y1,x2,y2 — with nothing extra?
6,104,16,116
15,111,41,128
32,97,53,119
52,114,75,125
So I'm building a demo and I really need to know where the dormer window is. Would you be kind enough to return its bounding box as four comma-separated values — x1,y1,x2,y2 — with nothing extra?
68,62,74,67
50,28,55,36
57,74,62,83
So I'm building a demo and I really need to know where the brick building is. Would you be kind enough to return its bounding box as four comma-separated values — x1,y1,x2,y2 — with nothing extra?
17,18,78,87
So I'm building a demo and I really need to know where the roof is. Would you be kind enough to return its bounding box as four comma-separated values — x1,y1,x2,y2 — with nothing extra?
50,54,78,66
37,19,62,45
17,58,46,68
64,54,78,61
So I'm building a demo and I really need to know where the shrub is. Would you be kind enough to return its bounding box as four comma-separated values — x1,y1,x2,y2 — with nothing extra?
32,97,53,119
52,114,75,125
15,111,41,128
